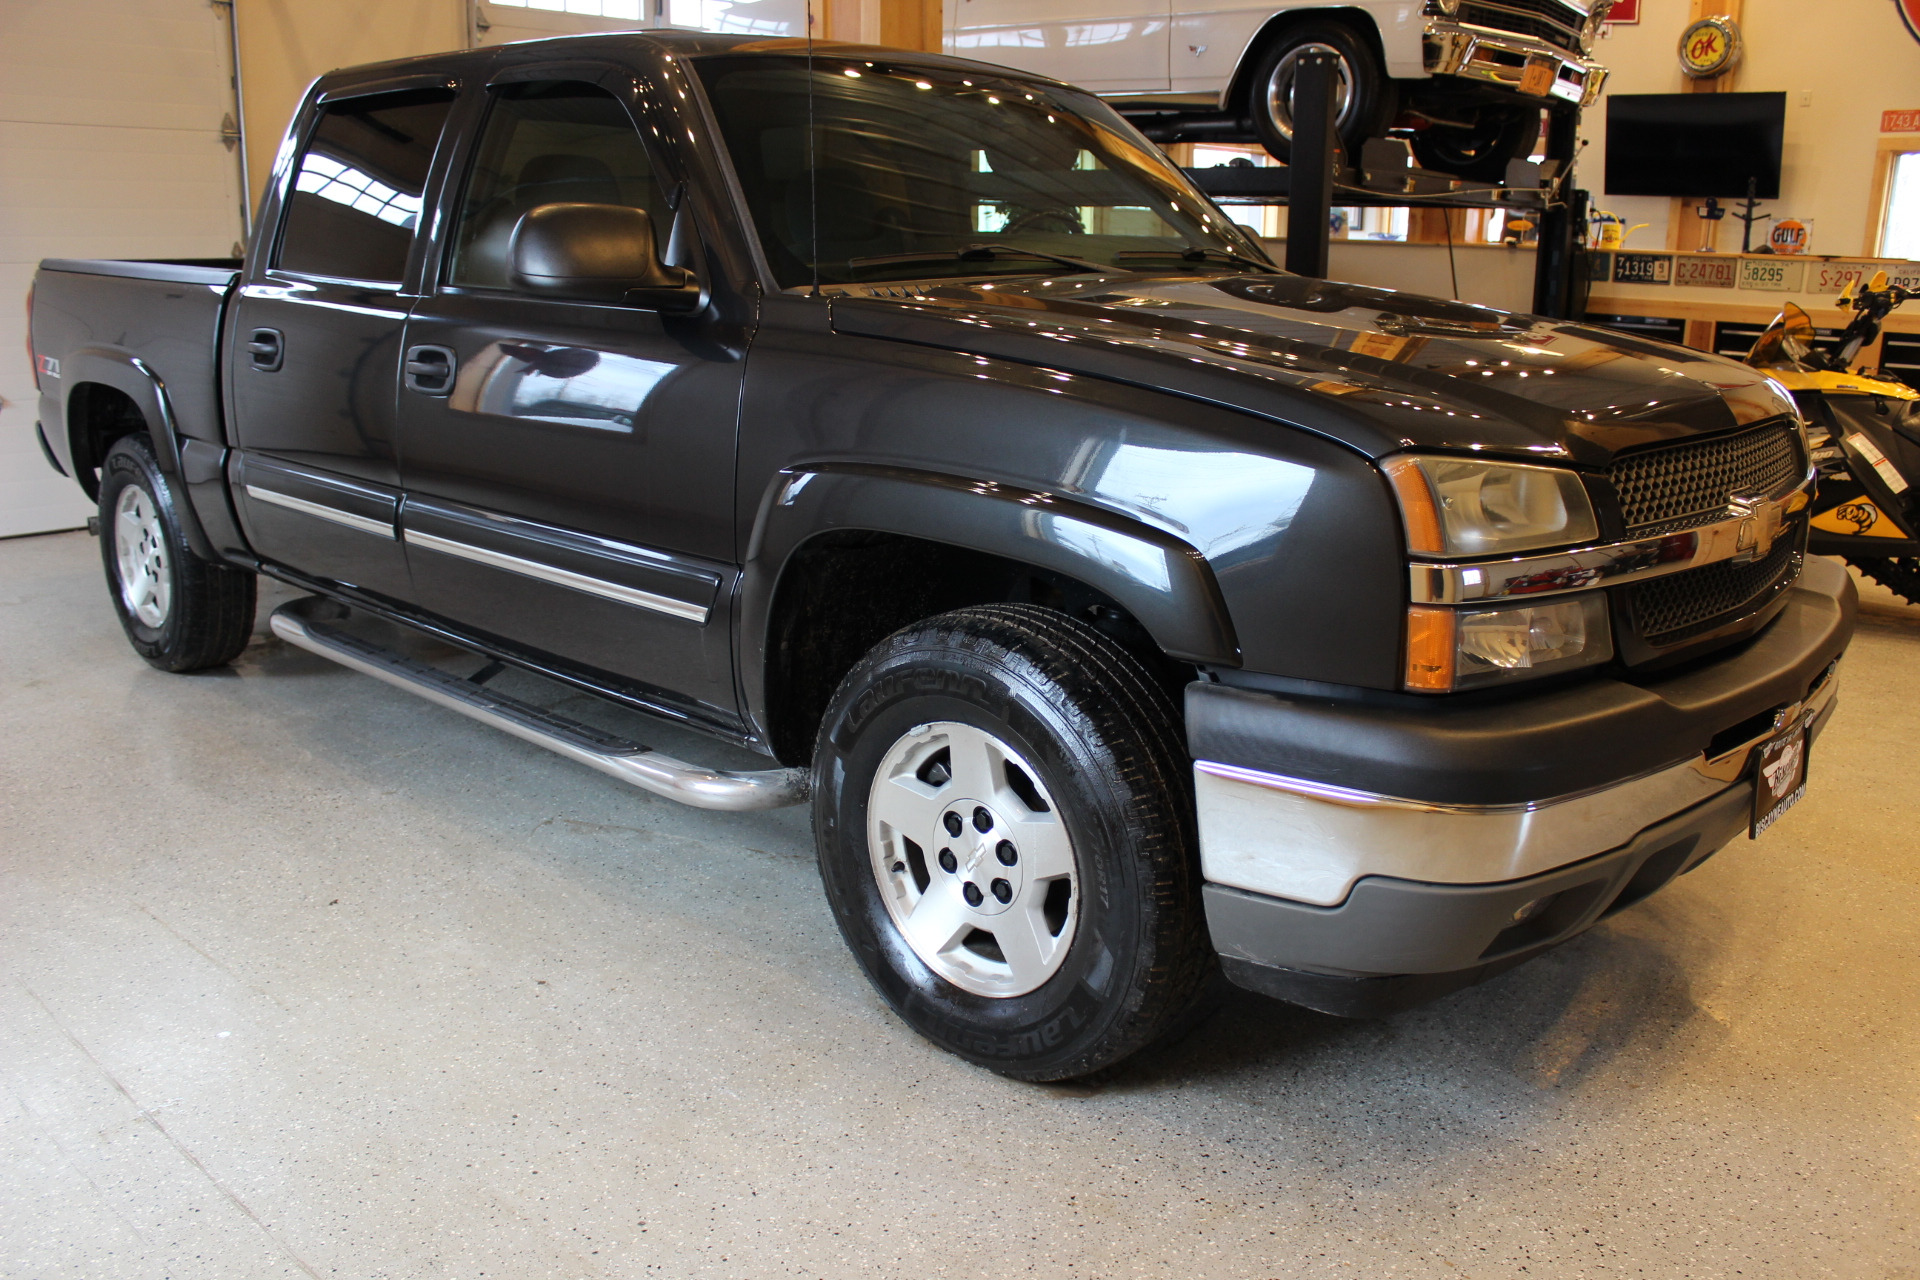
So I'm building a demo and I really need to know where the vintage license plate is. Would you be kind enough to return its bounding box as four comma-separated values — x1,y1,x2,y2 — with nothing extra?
1675,255,1738,288
1751,721,1809,838
1519,59,1556,96
1613,252,1673,285
1738,258,1806,291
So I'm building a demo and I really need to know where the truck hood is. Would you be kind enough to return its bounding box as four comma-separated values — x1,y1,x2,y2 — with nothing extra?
829,273,1793,468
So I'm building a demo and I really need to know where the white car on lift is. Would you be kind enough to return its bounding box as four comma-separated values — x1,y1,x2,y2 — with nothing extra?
945,0,1612,180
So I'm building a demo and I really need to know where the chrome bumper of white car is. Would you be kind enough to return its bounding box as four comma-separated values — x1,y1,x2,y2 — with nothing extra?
1424,21,1608,107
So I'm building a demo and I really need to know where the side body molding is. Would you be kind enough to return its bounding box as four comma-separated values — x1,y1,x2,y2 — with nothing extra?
738,462,1241,729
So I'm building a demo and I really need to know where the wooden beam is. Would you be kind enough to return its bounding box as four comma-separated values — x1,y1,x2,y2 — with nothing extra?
820,0,939,50
1670,0,1745,251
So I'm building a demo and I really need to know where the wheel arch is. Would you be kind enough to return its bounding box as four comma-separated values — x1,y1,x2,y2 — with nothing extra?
1223,7,1393,116
740,465,1240,764
62,350,218,559
63,350,183,498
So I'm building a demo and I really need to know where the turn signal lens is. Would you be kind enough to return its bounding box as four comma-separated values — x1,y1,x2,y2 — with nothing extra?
1383,455,1597,558
1404,607,1457,691
1405,596,1612,692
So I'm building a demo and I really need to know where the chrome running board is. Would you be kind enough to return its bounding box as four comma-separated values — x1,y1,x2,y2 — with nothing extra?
268,597,807,812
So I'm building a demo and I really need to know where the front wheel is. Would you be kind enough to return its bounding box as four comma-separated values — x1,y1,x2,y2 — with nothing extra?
812,605,1213,1081
1246,21,1392,166
98,434,256,672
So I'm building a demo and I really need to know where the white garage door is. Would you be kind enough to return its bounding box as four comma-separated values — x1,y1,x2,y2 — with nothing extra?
0,0,244,538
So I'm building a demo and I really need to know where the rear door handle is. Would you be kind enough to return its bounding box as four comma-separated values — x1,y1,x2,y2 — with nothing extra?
404,344,457,396
247,327,283,372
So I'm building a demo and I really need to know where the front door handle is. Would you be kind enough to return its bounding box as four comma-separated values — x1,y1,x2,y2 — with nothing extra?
247,327,283,372
404,344,457,396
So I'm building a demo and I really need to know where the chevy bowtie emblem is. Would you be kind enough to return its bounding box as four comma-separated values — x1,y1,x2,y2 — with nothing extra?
1728,491,1778,562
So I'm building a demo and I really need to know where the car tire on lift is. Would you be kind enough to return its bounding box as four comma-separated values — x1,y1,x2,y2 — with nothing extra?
97,433,256,672
811,604,1215,1081
1246,19,1394,169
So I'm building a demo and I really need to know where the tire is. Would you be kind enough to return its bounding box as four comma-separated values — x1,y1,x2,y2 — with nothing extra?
1849,555,1920,607
812,604,1214,1082
97,434,256,672
1246,20,1392,167
1411,104,1542,184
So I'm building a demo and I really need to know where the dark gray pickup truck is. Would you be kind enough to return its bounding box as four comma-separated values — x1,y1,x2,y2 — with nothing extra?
28,32,1853,1080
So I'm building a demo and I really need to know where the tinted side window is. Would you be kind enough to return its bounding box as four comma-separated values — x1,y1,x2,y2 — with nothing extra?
277,89,454,283
448,81,669,290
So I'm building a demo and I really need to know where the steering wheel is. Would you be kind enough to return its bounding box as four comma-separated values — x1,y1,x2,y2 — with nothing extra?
1001,207,1085,236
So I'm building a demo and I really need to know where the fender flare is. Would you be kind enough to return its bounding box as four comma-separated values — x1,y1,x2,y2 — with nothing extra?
61,347,218,560
738,462,1241,727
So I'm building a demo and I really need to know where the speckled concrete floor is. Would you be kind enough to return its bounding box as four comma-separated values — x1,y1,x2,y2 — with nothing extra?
2,529,1917,1280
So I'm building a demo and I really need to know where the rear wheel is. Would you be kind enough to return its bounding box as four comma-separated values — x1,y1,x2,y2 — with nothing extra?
97,434,256,672
1246,21,1392,167
811,604,1213,1081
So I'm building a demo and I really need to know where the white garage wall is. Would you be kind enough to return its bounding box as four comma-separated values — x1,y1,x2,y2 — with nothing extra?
0,0,245,538
1580,0,1920,256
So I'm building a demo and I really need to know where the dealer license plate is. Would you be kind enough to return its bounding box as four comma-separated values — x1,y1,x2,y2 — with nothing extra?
1519,59,1557,96
1750,720,1809,838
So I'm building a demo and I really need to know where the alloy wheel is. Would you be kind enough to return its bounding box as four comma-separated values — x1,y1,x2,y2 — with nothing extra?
1263,42,1357,144
866,721,1079,998
114,483,172,629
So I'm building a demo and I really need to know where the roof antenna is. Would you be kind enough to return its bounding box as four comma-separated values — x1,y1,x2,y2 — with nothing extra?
806,0,821,298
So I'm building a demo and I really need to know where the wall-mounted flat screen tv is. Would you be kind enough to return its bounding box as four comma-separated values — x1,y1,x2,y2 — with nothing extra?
1605,92,1786,199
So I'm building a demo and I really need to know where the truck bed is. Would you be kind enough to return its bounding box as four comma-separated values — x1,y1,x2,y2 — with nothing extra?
31,257,242,479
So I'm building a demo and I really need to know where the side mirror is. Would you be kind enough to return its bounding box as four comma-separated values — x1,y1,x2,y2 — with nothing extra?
509,202,701,311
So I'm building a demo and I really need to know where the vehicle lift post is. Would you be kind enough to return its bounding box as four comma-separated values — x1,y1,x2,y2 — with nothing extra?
1285,49,1338,280
1191,57,1584,318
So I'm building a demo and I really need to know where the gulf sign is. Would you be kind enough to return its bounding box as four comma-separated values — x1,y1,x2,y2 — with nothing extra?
1901,0,1920,45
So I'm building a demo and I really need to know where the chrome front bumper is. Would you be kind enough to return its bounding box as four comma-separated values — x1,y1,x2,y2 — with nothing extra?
1424,20,1608,107
1195,657,1839,910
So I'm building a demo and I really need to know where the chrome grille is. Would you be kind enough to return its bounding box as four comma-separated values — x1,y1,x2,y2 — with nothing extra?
1609,422,1803,534
1454,0,1587,52
1625,534,1802,647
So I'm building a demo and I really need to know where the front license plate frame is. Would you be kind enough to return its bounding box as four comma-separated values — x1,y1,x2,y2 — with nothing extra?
1750,719,1809,838
1519,59,1557,96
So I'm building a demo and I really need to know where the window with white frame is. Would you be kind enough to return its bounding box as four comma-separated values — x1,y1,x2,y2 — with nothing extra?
1883,152,1920,261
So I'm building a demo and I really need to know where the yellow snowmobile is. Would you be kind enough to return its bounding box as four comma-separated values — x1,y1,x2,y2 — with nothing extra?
1747,271,1920,604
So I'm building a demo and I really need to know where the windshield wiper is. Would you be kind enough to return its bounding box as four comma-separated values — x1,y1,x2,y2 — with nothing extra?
1113,246,1280,274
846,243,1115,277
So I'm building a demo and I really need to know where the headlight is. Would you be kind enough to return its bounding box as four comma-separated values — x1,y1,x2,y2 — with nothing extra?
1406,595,1613,692
1428,0,1462,15
1383,455,1599,558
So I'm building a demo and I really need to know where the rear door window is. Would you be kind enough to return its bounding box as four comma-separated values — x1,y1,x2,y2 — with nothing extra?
277,88,455,284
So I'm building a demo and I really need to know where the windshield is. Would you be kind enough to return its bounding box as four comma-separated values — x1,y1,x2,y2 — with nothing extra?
694,54,1273,288
1746,303,1820,372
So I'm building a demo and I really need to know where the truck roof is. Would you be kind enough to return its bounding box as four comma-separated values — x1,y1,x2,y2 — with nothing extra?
313,31,1069,98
